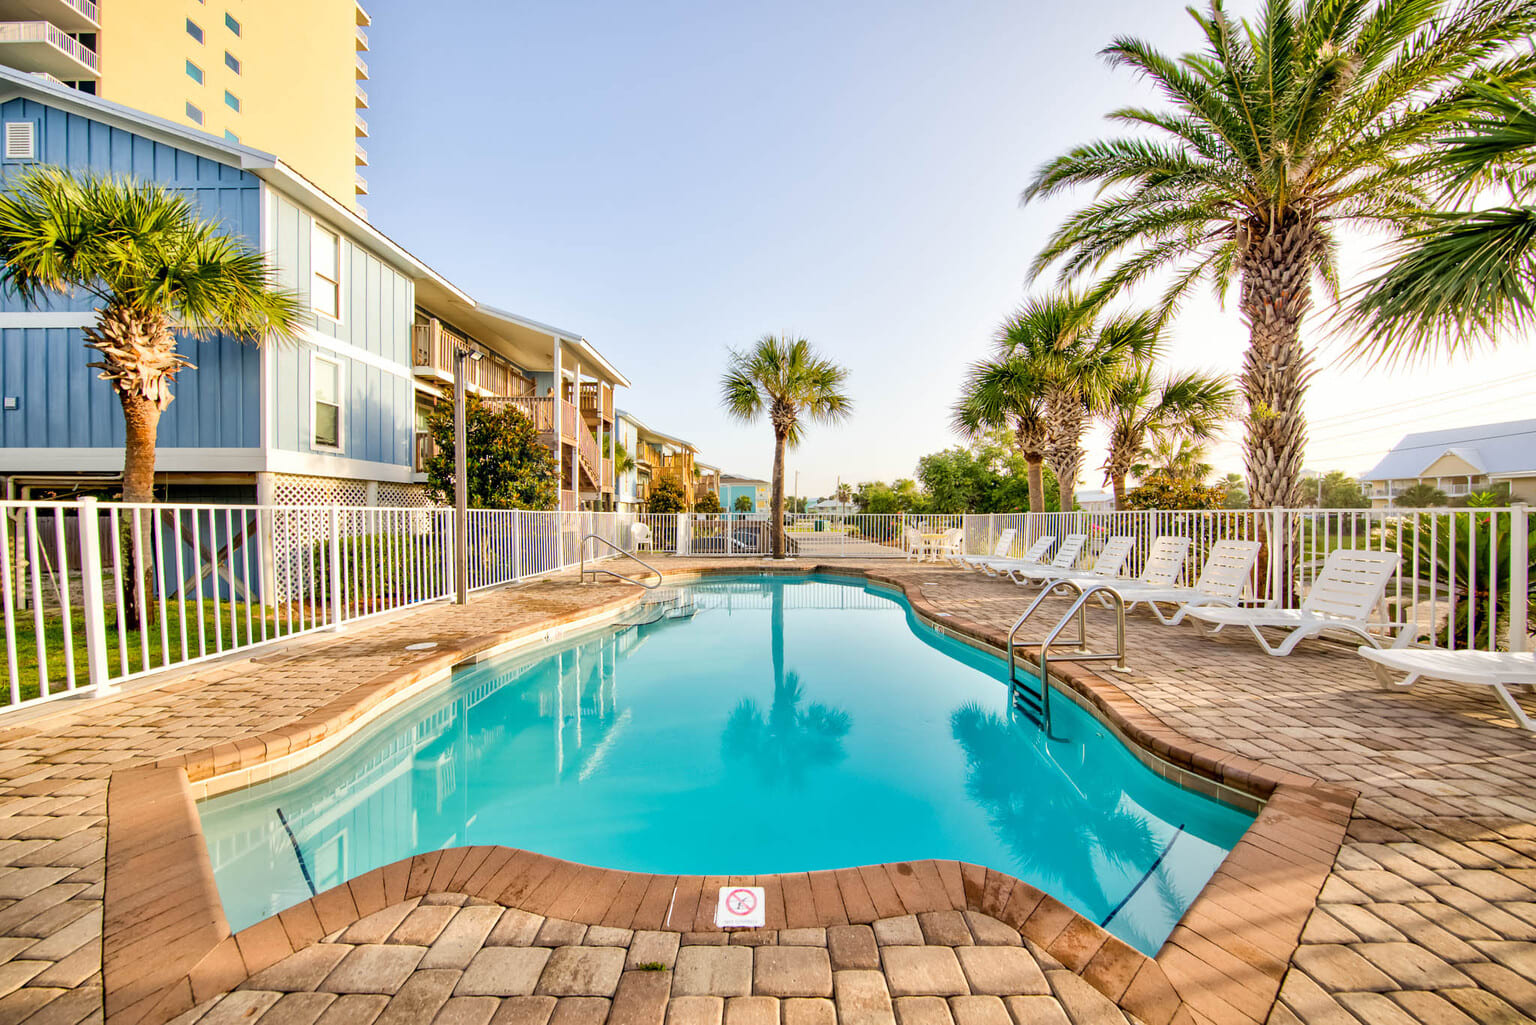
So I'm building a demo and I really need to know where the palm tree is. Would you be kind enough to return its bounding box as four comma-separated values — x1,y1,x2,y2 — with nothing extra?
721,335,852,558
1023,0,1536,509
0,167,304,505
1350,78,1536,357
951,350,1051,513
1101,367,1233,508
1133,434,1214,485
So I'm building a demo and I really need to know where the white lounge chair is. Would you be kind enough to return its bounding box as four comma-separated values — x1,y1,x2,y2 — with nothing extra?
1016,535,1136,585
998,534,1088,583
1107,538,1261,625
1185,548,1405,656
955,528,1017,569
967,535,1053,573
1357,647,1536,732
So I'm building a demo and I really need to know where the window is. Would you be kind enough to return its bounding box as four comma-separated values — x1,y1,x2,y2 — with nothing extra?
185,18,203,43
224,90,240,112
4,122,36,161
224,13,241,35
185,102,203,126
224,50,240,74
310,223,340,319
185,60,203,84
312,356,342,449
223,130,239,143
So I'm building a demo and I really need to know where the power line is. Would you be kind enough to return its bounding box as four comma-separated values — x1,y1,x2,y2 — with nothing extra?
1308,371,1536,430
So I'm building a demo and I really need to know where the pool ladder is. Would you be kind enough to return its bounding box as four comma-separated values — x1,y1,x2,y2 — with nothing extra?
579,534,663,589
1006,579,1126,731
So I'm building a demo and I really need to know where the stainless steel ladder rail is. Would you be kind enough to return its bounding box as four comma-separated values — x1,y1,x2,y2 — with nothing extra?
579,534,663,589
1005,579,1127,728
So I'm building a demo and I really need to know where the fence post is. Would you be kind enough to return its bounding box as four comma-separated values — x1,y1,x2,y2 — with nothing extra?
1512,503,1529,653
512,510,523,582
1268,507,1286,606
328,506,345,631
75,498,112,697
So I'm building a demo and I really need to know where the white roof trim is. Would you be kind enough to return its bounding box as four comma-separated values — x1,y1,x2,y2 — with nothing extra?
1417,445,1486,477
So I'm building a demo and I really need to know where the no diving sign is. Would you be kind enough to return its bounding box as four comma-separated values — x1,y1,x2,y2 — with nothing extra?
714,886,765,928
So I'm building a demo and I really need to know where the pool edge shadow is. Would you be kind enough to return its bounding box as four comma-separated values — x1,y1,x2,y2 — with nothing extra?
101,563,1357,1025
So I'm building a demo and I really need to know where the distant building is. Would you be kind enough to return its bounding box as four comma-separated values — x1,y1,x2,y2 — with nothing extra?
1361,419,1536,507
0,0,372,215
614,410,711,511
1075,488,1114,513
720,475,770,514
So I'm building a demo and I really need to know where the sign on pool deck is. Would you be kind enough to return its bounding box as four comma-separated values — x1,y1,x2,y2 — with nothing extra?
715,886,766,928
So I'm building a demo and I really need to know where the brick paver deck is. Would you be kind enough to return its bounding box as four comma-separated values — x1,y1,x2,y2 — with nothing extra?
0,559,1531,1025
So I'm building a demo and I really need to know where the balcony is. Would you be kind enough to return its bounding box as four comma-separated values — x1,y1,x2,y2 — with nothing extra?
0,0,98,32
355,24,368,49
354,171,368,194
355,112,368,137
355,82,368,108
0,21,97,79
355,142,367,166
413,319,536,400
354,202,367,220
355,53,368,79
578,381,614,425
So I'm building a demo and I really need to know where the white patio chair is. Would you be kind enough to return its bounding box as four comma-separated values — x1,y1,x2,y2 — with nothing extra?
956,528,1017,569
965,533,1049,573
902,527,924,561
994,533,1087,582
1015,534,1136,585
1185,548,1406,656
1106,538,1260,625
933,527,965,563
631,522,653,552
1357,648,1536,732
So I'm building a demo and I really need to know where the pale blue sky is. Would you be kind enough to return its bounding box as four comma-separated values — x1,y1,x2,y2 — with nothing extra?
365,0,1534,496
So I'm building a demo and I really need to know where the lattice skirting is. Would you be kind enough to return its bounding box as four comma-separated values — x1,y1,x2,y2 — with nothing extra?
266,475,440,509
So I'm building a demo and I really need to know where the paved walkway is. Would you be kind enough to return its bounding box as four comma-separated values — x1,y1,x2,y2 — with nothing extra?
166,901,1107,1025
0,559,1532,1025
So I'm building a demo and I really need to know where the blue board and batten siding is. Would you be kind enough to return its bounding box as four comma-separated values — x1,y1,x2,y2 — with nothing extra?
269,192,414,468
0,96,262,451
0,95,416,474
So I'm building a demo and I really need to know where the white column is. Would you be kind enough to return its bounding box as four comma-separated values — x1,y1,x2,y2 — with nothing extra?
551,338,563,509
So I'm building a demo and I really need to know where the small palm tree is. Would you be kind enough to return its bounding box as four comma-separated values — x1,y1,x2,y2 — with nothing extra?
952,348,1051,513
1101,366,1233,508
1133,435,1213,485
721,335,852,558
1023,0,1536,507
0,167,304,504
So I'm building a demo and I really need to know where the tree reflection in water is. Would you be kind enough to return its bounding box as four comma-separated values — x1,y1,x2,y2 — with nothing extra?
949,701,1165,929
721,581,852,788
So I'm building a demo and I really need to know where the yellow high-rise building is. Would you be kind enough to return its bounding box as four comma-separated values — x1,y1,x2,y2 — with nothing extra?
0,0,371,215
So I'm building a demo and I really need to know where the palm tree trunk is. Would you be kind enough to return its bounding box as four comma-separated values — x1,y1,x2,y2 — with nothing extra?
1112,474,1128,510
1044,387,1082,513
119,392,162,506
1015,422,1047,515
1239,213,1314,510
771,431,787,559
1026,457,1045,515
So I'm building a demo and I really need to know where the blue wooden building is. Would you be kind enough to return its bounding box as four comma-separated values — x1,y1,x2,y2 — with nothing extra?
0,67,631,510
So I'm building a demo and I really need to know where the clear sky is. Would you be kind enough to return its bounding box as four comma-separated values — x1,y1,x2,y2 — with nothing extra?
364,0,1534,497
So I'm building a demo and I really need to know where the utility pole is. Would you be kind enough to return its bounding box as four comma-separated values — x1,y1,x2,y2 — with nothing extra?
453,345,482,604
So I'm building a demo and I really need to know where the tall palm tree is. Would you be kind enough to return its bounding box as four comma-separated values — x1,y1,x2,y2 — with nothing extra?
0,167,303,505
951,350,1051,513
1023,0,1536,509
1101,367,1233,508
721,335,852,558
1350,78,1536,358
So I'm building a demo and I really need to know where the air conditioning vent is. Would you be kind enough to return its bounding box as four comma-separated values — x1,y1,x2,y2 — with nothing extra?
4,122,36,160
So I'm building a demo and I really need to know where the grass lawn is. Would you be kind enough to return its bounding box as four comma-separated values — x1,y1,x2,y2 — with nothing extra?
0,601,287,706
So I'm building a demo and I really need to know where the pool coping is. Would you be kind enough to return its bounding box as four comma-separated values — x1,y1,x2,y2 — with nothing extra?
102,564,1355,1025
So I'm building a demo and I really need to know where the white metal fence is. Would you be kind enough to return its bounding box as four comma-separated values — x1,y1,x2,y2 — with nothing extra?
0,500,1528,716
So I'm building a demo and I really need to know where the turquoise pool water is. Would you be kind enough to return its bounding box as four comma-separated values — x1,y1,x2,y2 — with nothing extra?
198,574,1254,953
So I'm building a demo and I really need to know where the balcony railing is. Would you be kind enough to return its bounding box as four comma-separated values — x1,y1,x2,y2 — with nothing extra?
578,381,614,423
413,320,535,400
355,112,368,137
355,142,368,165
355,24,368,49
355,53,368,78
355,171,368,194
356,82,368,107
494,396,556,433
0,21,99,72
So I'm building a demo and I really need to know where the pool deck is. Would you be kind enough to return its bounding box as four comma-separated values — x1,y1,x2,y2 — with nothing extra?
0,558,1532,1025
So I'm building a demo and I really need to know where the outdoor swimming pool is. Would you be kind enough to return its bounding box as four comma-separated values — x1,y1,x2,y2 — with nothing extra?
198,574,1255,954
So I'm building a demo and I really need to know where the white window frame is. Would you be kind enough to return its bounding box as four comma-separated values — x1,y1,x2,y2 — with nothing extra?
310,222,342,323
310,353,344,452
